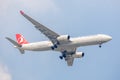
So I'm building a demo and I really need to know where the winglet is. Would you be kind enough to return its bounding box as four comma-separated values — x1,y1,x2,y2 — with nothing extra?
20,10,24,15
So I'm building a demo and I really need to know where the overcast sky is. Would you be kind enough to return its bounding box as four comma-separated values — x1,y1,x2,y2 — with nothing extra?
0,0,120,80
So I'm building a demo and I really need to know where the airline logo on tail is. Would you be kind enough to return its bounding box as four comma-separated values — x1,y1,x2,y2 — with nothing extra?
16,34,29,45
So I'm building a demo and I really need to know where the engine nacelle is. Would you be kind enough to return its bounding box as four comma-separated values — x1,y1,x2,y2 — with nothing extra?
57,35,70,42
72,52,84,58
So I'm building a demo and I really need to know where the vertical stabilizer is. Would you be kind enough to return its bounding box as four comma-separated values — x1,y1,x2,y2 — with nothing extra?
16,34,29,45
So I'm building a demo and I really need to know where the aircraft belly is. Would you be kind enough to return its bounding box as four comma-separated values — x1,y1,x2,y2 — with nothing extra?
21,42,52,51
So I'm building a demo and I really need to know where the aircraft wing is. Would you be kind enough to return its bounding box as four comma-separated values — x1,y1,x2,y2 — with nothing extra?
66,55,74,66
62,48,76,66
20,11,59,44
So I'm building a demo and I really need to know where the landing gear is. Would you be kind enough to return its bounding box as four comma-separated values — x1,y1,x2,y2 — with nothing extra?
51,41,60,50
59,56,63,59
56,41,60,45
99,44,102,48
51,46,54,50
59,54,66,60
51,44,58,50
54,44,57,48
59,50,67,60
63,53,66,58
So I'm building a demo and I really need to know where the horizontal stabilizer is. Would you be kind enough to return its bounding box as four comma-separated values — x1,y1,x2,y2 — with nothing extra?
18,49,25,54
6,37,25,54
6,37,21,47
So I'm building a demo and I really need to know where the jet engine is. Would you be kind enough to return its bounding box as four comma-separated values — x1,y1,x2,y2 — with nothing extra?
72,52,84,58
57,35,70,43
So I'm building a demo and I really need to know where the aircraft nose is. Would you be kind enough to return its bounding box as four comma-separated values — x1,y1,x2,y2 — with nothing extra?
105,35,112,41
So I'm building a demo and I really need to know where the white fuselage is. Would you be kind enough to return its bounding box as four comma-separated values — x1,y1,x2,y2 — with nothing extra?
20,34,112,52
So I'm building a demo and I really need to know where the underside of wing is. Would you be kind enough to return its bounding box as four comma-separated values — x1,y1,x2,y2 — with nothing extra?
66,55,74,66
60,48,76,66
20,11,59,44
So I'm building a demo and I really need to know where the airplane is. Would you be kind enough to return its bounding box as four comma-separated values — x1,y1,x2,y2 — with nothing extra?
6,11,112,66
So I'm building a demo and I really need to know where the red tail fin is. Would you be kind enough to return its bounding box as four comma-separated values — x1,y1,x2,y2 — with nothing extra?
16,34,29,45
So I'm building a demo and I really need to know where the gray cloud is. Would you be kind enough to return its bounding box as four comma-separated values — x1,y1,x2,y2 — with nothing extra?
0,64,12,80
